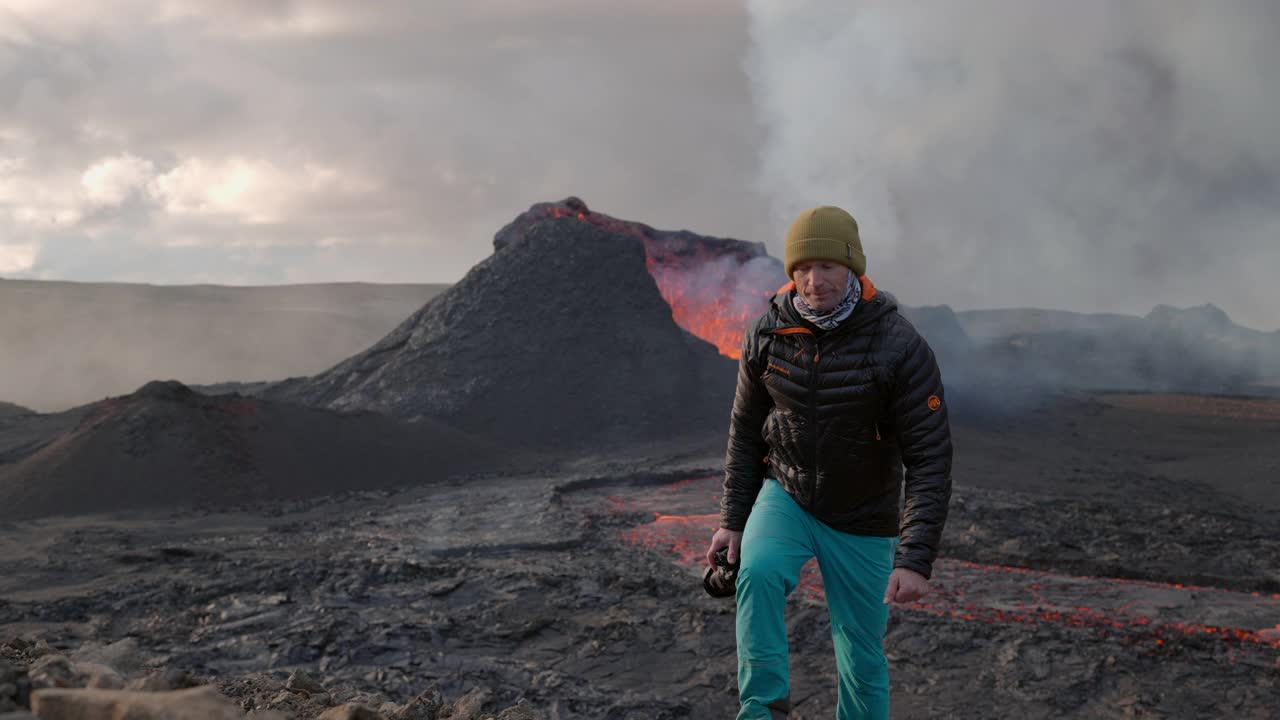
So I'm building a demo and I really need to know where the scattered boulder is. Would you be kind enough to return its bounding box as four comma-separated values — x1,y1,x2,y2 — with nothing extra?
0,659,31,712
26,656,78,690
447,687,491,720
286,668,325,695
124,668,198,692
318,703,385,720
1,638,51,661
70,639,143,676
30,685,243,720
391,683,444,719
495,699,544,720
74,663,124,690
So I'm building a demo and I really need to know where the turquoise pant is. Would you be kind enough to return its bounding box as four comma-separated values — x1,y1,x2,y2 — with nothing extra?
736,479,897,720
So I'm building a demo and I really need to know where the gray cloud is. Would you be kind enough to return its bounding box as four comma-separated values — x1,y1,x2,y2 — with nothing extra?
1,2,1277,331
1,1,763,284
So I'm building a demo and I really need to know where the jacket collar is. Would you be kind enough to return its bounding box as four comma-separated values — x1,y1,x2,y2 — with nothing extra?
767,275,896,336
775,274,878,302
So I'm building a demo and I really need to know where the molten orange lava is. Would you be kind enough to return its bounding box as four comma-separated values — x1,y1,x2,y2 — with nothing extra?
537,205,775,359
645,255,764,359
620,501,1280,654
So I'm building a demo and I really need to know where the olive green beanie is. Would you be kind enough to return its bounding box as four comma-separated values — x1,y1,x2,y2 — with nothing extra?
783,205,865,278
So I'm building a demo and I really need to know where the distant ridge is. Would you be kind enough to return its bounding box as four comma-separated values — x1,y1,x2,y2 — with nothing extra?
0,279,447,412
959,304,1280,395
956,308,1143,338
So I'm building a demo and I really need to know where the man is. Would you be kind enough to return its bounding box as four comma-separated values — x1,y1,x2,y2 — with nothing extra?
705,205,952,720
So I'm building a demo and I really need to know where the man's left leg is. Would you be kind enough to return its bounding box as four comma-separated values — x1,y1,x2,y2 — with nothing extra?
813,529,897,720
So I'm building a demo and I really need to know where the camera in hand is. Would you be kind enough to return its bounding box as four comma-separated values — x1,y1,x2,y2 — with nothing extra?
703,547,740,598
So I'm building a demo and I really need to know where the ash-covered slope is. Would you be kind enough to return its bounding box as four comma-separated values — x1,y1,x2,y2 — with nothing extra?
0,380,502,520
268,217,737,450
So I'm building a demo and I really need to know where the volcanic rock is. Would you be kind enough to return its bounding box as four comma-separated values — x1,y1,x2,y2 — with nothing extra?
125,668,198,692
26,656,77,690
317,704,384,720
30,685,243,719
286,668,325,695
69,639,143,677
75,663,124,690
0,380,504,520
495,699,543,719
268,215,736,451
0,658,30,712
447,687,491,720
391,683,444,719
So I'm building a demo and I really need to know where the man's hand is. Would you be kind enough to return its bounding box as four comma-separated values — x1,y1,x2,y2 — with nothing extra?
705,528,743,568
883,567,929,604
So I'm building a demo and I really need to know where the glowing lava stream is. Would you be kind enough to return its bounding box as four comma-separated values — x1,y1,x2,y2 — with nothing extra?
541,204,773,359
611,477,1280,653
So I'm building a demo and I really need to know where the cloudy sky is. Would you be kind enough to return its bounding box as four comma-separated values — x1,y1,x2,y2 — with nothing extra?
2,1,1277,329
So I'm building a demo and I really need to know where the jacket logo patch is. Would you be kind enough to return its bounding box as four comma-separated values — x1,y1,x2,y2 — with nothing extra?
766,362,791,376
927,395,942,411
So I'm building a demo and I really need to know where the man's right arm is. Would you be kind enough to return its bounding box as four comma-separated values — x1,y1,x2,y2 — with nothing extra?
719,328,772,532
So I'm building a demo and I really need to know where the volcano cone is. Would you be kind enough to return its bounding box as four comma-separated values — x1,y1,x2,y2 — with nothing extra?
269,217,737,450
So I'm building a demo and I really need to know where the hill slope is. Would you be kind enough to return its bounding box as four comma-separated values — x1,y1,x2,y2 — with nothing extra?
0,380,502,520
267,217,737,451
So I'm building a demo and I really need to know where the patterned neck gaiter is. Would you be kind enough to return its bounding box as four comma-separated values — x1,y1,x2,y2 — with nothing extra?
792,273,860,330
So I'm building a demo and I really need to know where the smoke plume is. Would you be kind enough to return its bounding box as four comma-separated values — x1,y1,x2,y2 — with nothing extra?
744,1,1280,332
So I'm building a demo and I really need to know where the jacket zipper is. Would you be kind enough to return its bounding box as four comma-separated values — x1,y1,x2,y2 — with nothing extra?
810,336,820,508
767,325,823,507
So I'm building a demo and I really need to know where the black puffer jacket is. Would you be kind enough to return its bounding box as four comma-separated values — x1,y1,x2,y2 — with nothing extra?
720,282,953,579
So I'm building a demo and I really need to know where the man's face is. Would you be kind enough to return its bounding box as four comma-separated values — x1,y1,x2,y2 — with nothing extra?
792,261,852,312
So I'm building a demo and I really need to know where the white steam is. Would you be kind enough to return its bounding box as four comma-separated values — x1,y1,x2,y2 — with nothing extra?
744,1,1280,331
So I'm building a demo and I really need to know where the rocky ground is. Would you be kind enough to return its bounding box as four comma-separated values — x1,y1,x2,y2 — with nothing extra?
0,394,1278,719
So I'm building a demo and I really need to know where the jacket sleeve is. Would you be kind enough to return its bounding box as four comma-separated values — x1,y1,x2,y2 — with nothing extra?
887,327,953,579
719,326,772,531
